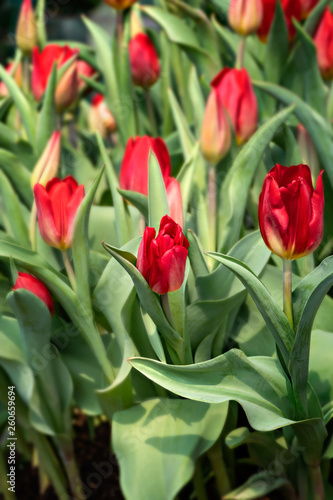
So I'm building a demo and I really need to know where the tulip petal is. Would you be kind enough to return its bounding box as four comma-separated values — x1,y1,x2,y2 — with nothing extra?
160,246,188,293
280,164,313,192
63,185,85,249
165,177,184,228
34,184,61,248
308,171,325,253
137,226,156,280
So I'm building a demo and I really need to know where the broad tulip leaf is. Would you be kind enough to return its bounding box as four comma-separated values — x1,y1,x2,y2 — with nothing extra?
188,66,206,136
148,151,169,232
0,170,30,248
187,230,210,278
0,66,37,149
309,331,333,407
72,168,105,317
36,65,57,155
0,149,33,206
254,81,333,188
291,417,327,467
112,398,229,500
129,349,296,431
205,253,294,365
304,0,329,35
168,88,195,158
223,472,290,500
290,257,333,410
176,142,201,224
217,105,295,254
264,0,289,84
101,241,183,354
96,133,130,246
117,189,148,220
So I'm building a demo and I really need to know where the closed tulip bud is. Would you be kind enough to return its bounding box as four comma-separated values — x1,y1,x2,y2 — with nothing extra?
300,0,318,19
201,87,231,164
0,63,22,97
257,0,302,43
32,45,79,111
90,94,117,136
137,215,189,294
103,0,138,9
31,132,61,188
211,68,258,145
34,176,85,250
165,177,184,228
13,272,54,316
120,136,171,195
129,33,160,88
16,0,38,56
228,0,263,36
259,164,324,260
314,7,333,80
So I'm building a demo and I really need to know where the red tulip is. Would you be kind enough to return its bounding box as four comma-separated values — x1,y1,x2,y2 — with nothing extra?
258,164,324,260
300,0,318,19
257,0,302,43
228,0,263,36
34,176,85,250
137,215,189,294
165,177,184,228
211,68,258,145
129,33,160,88
314,7,333,80
16,0,38,56
119,136,171,196
90,94,117,135
13,272,54,316
0,63,22,97
103,0,138,9
32,44,79,111
31,131,61,188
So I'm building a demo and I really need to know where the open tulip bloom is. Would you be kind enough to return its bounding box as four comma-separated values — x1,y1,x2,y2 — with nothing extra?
2,1,333,500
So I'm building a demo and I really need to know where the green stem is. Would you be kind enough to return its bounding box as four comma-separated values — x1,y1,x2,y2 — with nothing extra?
57,436,86,500
309,465,325,500
207,439,231,496
283,259,293,328
145,90,158,136
208,164,216,252
161,293,177,330
23,57,30,95
193,460,208,500
161,294,185,365
235,37,246,70
29,201,37,251
116,11,124,54
62,251,77,293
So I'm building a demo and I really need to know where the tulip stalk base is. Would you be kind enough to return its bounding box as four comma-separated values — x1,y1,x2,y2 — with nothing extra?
207,439,231,496
283,259,293,329
57,436,86,500
309,465,325,500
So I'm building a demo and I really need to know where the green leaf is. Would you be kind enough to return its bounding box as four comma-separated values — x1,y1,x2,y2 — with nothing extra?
96,134,130,246
205,253,294,365
217,105,295,253
176,142,201,223
117,189,148,220
187,230,210,278
168,88,195,157
148,151,169,232
72,168,105,317
0,66,36,149
129,349,296,431
264,0,289,84
289,257,333,412
0,149,33,206
223,472,290,500
254,81,333,188
112,398,229,500
36,65,57,155
309,331,333,407
0,170,30,247
304,0,329,36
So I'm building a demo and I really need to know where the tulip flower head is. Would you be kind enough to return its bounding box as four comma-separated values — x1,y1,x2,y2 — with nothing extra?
137,215,189,294
257,0,302,43
34,176,85,250
314,7,333,80
90,94,117,136
211,68,258,145
228,0,263,36
16,0,38,56
300,0,318,19
103,0,138,9
13,272,54,316
259,164,324,260
31,131,62,188
129,33,160,88
32,44,79,112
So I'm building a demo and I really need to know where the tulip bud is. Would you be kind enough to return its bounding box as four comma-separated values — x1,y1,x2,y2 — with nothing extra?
228,0,263,36
13,272,54,315
211,67,258,146
90,94,117,137
129,33,160,88
314,7,333,80
16,0,38,56
0,63,22,97
137,215,189,294
297,124,320,180
258,164,324,260
54,62,79,114
31,132,62,188
119,136,171,195
103,0,138,9
201,88,231,164
165,177,184,228
34,176,85,250
300,0,318,19
257,0,302,43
